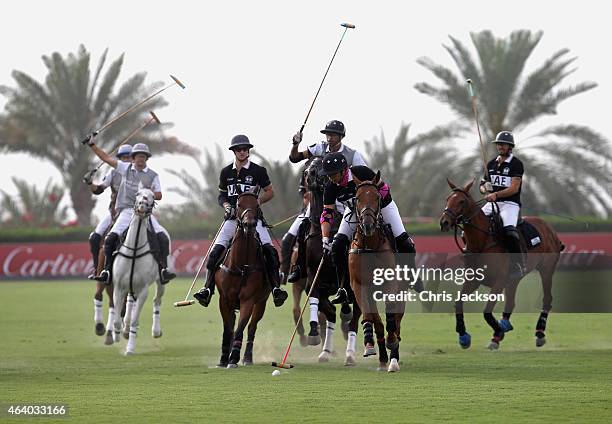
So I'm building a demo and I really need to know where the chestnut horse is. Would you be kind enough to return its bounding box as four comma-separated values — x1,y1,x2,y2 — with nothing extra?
216,191,270,368
439,179,564,349
348,171,403,372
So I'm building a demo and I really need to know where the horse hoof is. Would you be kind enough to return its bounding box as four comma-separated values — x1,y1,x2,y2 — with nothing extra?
122,331,129,340
152,329,163,339
458,333,471,349
498,319,514,333
242,359,253,366
216,362,228,368
318,350,331,362
386,338,399,351
299,335,308,347
95,322,105,336
124,349,135,356
363,344,377,357
307,335,321,346
226,363,238,369
377,362,388,371
387,358,400,373
344,353,356,366
113,331,121,343
104,330,114,346
536,336,547,347
487,340,500,350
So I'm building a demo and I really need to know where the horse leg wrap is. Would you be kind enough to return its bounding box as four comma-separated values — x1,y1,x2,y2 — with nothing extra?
455,313,466,335
484,312,503,337
362,321,374,345
536,311,549,335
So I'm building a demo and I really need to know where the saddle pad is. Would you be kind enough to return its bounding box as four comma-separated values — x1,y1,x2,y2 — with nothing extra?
518,220,541,249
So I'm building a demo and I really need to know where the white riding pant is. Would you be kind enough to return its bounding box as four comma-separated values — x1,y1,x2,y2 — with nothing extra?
336,200,406,240
94,212,113,236
215,218,272,248
110,208,165,235
481,201,520,227
288,204,310,236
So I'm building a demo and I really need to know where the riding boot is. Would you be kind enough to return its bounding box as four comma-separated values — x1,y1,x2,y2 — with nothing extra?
193,244,225,307
280,233,296,284
395,232,424,293
262,244,288,307
88,232,102,280
156,232,176,285
504,226,526,279
331,234,350,304
95,232,119,284
288,220,309,282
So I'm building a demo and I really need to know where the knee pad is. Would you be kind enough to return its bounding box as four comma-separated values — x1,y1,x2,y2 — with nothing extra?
503,226,519,240
89,232,102,249
104,232,119,249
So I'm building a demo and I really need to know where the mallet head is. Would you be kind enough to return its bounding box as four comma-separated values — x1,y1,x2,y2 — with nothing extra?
149,111,161,124
271,361,294,369
174,300,195,307
341,22,356,29
170,75,186,89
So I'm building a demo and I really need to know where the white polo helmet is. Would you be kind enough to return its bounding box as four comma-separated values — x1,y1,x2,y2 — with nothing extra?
116,144,133,158
131,143,152,158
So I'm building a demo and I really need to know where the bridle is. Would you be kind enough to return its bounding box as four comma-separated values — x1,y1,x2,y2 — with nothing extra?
354,181,382,234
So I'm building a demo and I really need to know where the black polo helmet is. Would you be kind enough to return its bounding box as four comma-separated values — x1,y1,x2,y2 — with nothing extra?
229,134,254,151
320,120,346,137
491,131,515,147
319,152,348,176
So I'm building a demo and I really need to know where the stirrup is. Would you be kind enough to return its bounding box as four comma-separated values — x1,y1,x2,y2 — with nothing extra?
94,269,110,284
272,287,288,307
193,288,213,307
287,265,301,283
331,287,348,305
160,268,176,285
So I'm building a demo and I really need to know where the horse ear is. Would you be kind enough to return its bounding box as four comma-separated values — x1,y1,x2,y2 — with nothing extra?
352,173,362,185
236,184,243,195
464,177,476,193
373,170,381,185
447,178,457,190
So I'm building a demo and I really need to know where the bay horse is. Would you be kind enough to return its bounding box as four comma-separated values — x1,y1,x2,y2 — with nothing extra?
304,157,358,364
439,179,564,349
349,171,402,372
92,232,115,341
216,191,270,368
107,188,165,355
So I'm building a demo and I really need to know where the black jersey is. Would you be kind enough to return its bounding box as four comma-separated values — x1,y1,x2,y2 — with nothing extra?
218,161,271,207
485,154,524,205
323,165,392,210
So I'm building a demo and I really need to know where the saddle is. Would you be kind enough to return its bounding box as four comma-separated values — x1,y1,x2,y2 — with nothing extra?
488,210,542,250
219,236,266,280
116,220,162,261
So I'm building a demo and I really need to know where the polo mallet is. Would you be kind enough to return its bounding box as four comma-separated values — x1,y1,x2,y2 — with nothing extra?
298,22,356,134
272,254,326,369
266,213,300,229
173,223,225,308
81,75,185,145
467,79,490,180
82,111,161,184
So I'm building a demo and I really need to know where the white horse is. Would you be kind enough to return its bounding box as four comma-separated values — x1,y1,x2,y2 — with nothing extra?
105,188,165,355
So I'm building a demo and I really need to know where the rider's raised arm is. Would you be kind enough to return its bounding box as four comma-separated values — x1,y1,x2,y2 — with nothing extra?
88,142,118,168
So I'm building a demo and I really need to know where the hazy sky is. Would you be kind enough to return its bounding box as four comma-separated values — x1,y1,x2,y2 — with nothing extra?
1,0,609,222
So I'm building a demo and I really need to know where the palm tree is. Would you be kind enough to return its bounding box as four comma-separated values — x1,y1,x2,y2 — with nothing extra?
0,44,197,225
0,177,68,227
413,30,612,216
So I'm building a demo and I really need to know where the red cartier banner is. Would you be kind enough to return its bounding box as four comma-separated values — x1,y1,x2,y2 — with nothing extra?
1,233,611,279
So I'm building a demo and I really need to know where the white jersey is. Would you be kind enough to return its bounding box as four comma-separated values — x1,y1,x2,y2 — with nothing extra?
307,143,367,167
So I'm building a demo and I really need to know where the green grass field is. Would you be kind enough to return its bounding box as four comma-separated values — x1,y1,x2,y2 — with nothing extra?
1,280,611,423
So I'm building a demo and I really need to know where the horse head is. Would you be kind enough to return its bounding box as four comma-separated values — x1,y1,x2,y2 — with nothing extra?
353,170,382,237
134,188,155,217
305,156,325,191
236,190,259,236
439,178,476,232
